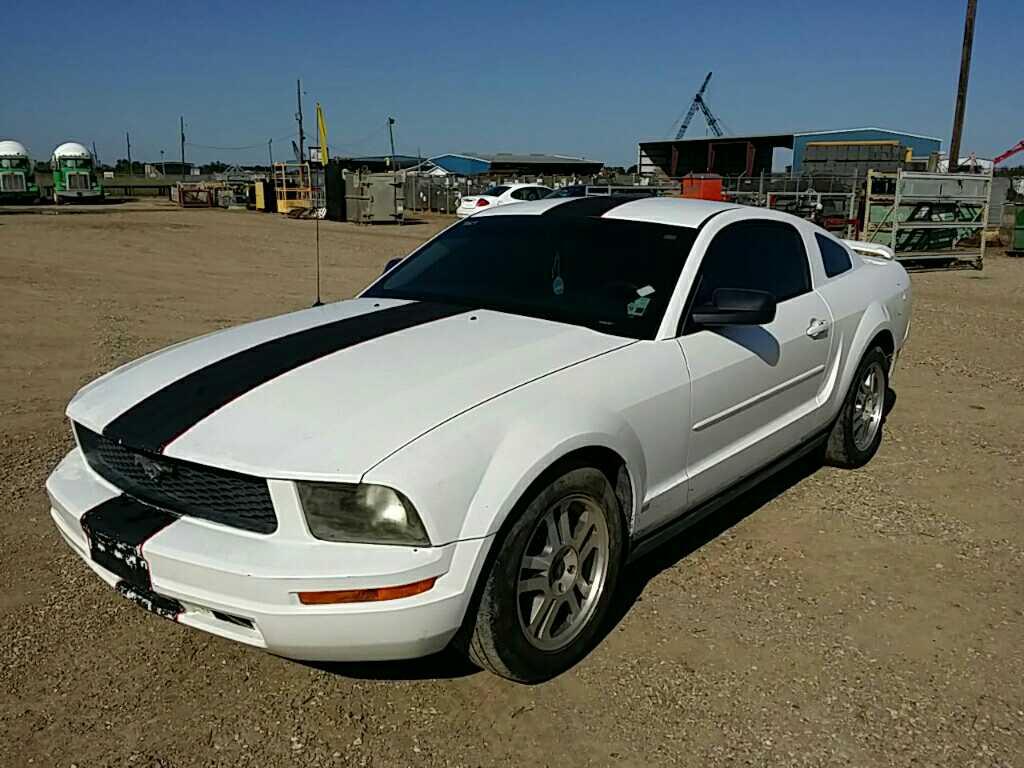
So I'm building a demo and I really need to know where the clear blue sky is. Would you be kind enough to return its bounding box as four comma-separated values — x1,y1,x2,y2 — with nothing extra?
2,0,1020,167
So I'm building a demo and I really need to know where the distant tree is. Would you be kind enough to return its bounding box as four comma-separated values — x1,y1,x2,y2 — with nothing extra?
201,161,229,174
114,159,145,175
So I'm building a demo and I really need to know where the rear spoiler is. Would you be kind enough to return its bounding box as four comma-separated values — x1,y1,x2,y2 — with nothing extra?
844,240,895,261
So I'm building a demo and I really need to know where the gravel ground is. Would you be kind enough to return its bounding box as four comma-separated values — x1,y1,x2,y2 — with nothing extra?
1,202,1022,767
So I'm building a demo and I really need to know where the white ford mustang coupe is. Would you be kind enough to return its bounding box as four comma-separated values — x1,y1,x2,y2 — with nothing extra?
47,196,911,682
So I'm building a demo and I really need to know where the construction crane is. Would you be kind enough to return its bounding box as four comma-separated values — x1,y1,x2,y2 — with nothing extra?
993,139,1024,166
674,71,725,139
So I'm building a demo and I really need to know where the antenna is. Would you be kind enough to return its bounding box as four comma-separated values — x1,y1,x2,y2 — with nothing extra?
312,210,322,307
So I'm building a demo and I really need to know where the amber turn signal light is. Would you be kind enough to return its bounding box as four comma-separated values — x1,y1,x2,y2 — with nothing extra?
297,576,437,605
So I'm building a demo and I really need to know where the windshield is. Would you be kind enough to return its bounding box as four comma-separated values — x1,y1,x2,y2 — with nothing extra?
365,215,697,339
480,185,509,197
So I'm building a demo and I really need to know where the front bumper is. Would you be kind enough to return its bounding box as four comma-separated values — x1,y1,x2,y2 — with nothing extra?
57,189,103,199
47,449,492,661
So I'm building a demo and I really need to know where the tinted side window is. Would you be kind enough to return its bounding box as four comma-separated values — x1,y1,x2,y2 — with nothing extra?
511,187,533,200
692,221,811,309
815,233,853,278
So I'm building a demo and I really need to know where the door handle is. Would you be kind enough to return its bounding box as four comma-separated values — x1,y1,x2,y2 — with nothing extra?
806,319,830,338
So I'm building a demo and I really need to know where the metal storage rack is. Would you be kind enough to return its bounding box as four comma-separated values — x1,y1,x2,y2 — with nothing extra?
721,172,860,238
861,169,991,269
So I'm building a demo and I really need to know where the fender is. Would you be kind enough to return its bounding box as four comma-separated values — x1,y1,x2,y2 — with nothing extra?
460,407,646,540
364,338,689,547
834,299,895,411
363,396,647,546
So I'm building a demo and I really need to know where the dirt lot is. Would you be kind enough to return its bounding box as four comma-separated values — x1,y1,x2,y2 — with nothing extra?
1,202,1022,767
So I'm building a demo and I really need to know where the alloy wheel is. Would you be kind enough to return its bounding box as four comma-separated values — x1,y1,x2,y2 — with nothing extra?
516,493,610,652
853,360,885,451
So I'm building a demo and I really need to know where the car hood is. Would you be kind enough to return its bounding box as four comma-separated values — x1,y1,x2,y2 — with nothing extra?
68,298,632,481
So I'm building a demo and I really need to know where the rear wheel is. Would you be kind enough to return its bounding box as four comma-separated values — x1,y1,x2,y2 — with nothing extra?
466,465,624,683
825,346,889,468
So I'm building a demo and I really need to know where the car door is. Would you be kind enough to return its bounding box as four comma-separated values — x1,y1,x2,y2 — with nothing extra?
677,219,833,506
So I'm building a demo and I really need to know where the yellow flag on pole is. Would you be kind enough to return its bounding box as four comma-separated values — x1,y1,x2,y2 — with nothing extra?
316,102,328,163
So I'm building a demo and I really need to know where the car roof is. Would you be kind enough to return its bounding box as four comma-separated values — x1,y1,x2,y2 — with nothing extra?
472,195,741,228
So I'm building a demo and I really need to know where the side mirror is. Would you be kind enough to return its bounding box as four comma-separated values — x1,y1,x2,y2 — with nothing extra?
382,257,402,274
692,288,776,327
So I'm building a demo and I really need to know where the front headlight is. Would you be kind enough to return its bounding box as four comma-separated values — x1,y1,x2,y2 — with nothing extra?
296,482,430,546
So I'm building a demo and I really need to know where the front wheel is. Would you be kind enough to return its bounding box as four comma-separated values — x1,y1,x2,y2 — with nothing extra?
465,465,624,683
825,346,890,468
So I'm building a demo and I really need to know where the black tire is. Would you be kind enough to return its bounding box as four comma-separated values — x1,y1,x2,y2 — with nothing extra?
465,465,625,683
825,346,890,469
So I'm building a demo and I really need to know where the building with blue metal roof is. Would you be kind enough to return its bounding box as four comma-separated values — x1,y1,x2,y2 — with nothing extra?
416,152,604,177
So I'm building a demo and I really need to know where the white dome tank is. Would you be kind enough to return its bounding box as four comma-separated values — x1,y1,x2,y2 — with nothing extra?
0,140,29,159
52,142,92,160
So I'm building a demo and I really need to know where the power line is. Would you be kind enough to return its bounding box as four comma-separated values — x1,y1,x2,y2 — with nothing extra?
186,130,295,152
183,122,388,155
330,124,387,150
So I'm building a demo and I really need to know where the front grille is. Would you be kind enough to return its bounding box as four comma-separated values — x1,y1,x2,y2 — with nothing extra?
1,173,26,192
67,172,89,190
75,423,277,534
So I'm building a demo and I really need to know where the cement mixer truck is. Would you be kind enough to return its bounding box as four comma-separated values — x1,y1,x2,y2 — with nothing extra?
51,142,103,202
0,140,39,203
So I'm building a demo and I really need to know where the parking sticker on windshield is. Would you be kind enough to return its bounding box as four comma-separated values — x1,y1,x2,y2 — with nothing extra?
627,297,650,317
637,285,655,297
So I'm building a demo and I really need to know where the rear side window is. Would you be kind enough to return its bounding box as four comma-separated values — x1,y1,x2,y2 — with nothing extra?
693,220,811,308
511,187,549,201
815,234,853,278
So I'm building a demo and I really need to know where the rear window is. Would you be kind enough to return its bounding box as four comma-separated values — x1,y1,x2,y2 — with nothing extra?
815,234,853,278
481,185,509,197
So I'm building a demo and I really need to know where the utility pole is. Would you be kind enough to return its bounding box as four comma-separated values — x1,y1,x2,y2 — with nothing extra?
387,117,396,170
180,116,186,180
160,149,165,176
268,138,274,170
948,0,977,173
295,79,306,162
126,131,132,177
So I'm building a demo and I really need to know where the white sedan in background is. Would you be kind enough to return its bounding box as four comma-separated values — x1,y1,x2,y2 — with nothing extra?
47,197,910,683
456,183,553,217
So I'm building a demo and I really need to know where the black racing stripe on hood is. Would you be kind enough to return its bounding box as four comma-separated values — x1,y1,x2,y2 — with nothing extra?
80,495,177,590
103,301,469,453
541,195,649,218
